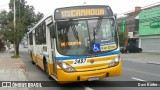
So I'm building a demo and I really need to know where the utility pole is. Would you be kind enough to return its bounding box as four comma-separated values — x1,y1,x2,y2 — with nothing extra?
19,0,21,20
13,0,16,55
14,0,16,28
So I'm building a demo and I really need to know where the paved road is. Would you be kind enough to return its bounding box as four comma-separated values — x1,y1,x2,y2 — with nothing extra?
20,47,160,90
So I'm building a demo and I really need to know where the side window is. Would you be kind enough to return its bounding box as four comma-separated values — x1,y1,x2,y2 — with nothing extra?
35,22,47,45
49,23,55,38
35,27,39,45
39,24,43,44
38,22,46,45
29,32,33,45
42,22,46,44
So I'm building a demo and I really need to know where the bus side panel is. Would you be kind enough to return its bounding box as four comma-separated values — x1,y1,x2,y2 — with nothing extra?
32,52,53,74
36,54,45,70
48,63,54,75
32,52,37,63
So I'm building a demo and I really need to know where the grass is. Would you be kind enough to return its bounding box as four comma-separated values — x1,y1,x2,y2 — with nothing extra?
10,50,21,58
11,55,20,58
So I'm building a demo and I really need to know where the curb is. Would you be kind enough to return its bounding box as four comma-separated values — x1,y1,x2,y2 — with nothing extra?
122,58,160,65
122,59,146,64
146,62,160,65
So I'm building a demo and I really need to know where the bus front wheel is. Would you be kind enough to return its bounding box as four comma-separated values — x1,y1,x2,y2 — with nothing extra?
43,57,52,79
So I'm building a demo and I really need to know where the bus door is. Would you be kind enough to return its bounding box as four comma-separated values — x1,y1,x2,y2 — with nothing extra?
48,23,57,76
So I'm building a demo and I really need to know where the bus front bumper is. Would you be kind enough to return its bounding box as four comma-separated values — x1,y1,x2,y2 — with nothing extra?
57,61,122,83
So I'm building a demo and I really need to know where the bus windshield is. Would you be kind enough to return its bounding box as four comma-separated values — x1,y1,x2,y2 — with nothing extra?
56,18,117,56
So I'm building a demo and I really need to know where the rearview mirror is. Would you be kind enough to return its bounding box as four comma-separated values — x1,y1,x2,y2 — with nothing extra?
49,24,56,38
114,13,117,19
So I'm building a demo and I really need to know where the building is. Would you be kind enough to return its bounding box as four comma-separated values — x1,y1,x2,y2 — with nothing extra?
117,7,141,47
139,7,160,52
117,2,160,51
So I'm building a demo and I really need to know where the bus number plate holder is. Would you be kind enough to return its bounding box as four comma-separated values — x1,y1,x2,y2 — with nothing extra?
88,76,99,81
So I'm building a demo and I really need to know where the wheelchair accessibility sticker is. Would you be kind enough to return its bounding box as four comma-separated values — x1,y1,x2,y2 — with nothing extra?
93,44,100,52
92,41,117,52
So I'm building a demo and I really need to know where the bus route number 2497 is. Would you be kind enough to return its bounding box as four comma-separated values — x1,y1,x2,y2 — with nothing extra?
74,59,86,64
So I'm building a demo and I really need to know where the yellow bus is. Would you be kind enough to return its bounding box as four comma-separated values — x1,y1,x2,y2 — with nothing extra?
27,5,122,83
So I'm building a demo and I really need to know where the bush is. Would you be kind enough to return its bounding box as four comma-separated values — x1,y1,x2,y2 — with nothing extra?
11,55,20,58
118,31,128,47
0,39,5,51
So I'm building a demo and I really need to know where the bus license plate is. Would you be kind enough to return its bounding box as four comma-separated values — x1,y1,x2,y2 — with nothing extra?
88,77,99,81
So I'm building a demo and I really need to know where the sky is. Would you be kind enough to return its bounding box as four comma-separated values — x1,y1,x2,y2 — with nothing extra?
0,0,160,16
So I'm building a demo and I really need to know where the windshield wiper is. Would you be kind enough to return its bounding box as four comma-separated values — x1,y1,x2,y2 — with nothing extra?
69,19,79,41
95,17,103,34
93,17,103,43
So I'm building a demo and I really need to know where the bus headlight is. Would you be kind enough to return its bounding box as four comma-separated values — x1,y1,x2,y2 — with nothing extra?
57,61,76,72
108,55,120,68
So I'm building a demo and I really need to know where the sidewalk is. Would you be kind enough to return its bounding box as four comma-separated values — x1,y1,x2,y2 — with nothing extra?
121,52,160,65
0,49,29,90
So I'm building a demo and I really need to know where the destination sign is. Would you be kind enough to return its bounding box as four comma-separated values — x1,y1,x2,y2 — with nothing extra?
61,9,105,18
54,6,113,20
60,41,82,46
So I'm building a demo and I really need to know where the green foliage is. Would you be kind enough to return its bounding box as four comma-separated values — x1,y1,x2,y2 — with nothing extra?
0,10,8,27
11,55,20,58
0,0,44,55
118,31,128,47
8,0,44,33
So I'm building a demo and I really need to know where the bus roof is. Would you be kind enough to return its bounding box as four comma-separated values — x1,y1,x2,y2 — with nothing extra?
27,12,54,34
28,5,113,34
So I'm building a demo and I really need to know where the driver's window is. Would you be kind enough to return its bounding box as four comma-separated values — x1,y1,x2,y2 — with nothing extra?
48,23,55,38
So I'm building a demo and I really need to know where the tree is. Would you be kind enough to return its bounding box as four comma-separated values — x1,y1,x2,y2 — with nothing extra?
118,31,128,47
0,10,8,51
0,0,44,56
0,10,8,27
35,12,44,24
0,10,8,40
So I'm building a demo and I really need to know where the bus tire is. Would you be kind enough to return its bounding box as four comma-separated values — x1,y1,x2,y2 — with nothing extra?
43,57,48,73
32,61,35,64
43,57,52,80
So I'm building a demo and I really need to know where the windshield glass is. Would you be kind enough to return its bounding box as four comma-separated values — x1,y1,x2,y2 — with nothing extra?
56,18,117,56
